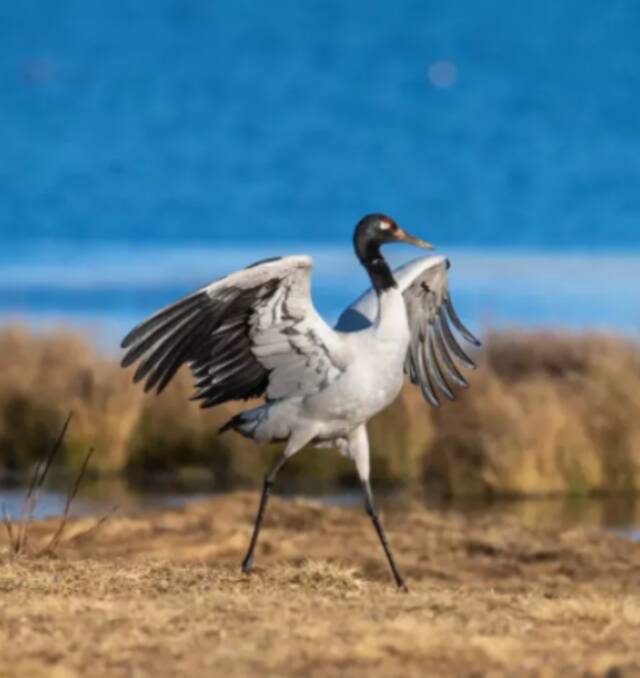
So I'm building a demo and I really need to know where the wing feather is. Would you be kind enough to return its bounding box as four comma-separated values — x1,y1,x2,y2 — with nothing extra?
438,307,477,370
426,326,455,401
415,335,440,407
400,256,480,405
121,256,349,408
433,315,469,388
445,297,482,347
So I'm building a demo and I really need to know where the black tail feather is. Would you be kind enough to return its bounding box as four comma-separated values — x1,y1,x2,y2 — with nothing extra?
218,413,244,435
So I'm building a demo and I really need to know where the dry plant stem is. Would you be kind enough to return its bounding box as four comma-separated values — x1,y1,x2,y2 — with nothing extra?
35,412,74,492
66,505,119,546
41,447,94,555
15,411,74,554
16,459,44,554
2,506,17,551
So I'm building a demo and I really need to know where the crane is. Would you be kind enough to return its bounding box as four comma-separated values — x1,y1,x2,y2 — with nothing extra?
121,214,480,590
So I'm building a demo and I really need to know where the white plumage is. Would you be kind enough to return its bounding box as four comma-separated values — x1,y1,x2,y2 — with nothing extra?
121,215,480,589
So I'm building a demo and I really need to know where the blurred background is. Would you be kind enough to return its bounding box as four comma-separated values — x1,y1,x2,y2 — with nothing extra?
2,0,639,342
1,1,640,527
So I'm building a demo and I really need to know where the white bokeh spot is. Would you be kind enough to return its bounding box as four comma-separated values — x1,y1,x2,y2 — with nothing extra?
427,60,458,89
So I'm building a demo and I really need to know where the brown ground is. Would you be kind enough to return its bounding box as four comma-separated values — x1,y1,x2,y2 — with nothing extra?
1,493,640,677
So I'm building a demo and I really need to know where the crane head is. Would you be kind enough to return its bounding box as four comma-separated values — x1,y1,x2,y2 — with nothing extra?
354,213,434,264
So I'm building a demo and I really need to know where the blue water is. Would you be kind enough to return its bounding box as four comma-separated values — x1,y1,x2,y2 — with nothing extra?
1,1,639,341
2,482,640,542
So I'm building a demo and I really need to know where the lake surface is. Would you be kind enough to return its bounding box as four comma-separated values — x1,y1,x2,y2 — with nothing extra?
1,1,640,340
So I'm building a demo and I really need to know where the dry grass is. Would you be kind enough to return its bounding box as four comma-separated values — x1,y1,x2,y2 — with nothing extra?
1,492,640,677
1,326,640,495
427,331,640,496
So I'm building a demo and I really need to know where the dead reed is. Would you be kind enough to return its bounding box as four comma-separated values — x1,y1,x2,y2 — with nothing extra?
1,408,114,555
1,325,639,496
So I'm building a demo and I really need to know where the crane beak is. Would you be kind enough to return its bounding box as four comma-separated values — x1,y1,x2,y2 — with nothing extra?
395,229,434,250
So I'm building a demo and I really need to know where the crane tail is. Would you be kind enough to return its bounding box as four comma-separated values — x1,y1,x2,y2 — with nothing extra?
218,406,271,440
219,413,246,435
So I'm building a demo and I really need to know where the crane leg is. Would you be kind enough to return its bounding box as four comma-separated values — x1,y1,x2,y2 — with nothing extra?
241,429,313,573
361,480,408,591
348,425,408,591
241,452,287,573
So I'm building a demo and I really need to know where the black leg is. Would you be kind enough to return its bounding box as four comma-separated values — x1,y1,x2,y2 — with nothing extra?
361,480,408,591
241,453,287,573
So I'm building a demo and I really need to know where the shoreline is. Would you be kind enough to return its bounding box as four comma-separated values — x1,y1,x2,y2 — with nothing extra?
4,472,640,541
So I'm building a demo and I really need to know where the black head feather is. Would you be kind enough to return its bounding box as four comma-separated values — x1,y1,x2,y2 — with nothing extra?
353,213,400,292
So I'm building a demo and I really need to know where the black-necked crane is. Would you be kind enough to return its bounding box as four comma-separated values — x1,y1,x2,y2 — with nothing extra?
120,214,480,590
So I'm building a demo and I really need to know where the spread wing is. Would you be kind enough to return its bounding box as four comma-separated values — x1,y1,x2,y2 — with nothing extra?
335,255,481,407
400,256,481,406
121,256,350,407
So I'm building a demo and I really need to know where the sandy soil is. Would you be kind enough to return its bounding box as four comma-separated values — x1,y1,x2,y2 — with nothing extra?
1,492,640,677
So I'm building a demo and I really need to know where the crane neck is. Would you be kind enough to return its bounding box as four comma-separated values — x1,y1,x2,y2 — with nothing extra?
367,258,396,295
359,245,397,295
